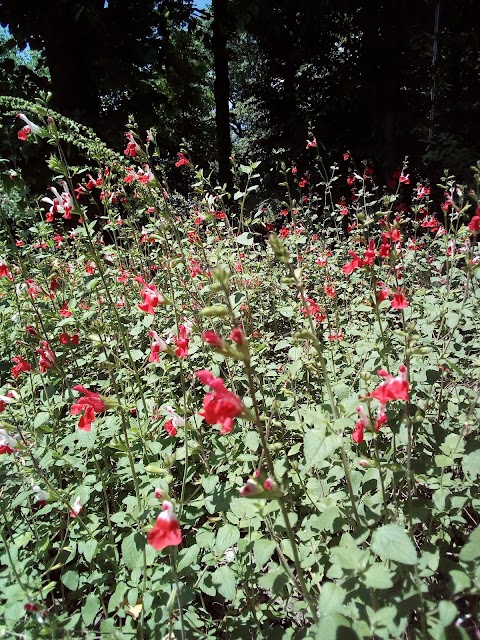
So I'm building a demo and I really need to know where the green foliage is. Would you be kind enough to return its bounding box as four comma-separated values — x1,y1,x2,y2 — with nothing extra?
0,115,479,639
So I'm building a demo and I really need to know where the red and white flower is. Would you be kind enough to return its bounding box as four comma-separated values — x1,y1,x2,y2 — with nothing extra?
196,370,243,435
148,500,182,551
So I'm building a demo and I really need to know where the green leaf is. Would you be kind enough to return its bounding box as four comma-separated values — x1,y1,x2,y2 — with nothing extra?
258,565,289,595
253,539,276,568
235,232,254,246
439,601,457,627
108,583,128,613
121,532,145,570
278,305,294,318
314,614,352,640
61,570,79,591
362,563,394,589
212,566,236,600
371,524,417,565
177,544,200,573
245,431,260,451
215,524,240,553
80,538,98,563
318,582,346,615
82,593,100,626
304,429,342,470
449,569,471,595
34,412,50,428
462,449,480,479
435,454,454,468
459,525,480,562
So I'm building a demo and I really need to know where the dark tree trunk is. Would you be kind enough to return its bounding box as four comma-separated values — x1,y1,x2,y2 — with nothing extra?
212,0,233,201
41,0,101,127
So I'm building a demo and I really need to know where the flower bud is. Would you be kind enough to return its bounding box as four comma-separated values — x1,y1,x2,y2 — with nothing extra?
239,478,263,497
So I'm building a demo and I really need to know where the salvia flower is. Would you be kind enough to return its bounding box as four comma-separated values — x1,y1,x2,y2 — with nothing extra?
196,370,243,435
11,356,31,379
138,284,164,315
70,496,83,518
175,152,191,167
32,485,49,505
70,385,107,432
370,365,409,405
163,406,185,437
239,478,263,497
342,250,364,275
124,132,140,157
0,258,14,281
148,331,168,362
175,325,189,358
390,288,409,310
203,330,224,349
0,428,17,454
37,341,56,373
16,113,43,140
148,500,182,551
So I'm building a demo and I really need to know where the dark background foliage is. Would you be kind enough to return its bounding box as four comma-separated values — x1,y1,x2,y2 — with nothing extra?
0,0,478,186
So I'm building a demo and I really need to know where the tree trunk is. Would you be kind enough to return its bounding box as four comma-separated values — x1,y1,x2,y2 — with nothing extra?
212,0,233,201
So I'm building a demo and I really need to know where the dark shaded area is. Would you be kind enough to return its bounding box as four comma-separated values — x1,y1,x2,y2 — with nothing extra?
0,0,478,188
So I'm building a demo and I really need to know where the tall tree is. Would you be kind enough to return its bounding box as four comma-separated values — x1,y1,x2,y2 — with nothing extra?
211,0,233,198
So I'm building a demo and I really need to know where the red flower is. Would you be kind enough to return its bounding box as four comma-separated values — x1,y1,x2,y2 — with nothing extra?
230,327,245,346
70,385,107,432
363,239,376,266
11,356,31,379
417,186,430,198
370,365,409,405
343,152,350,161
175,152,190,168
60,302,72,318
298,178,308,188
352,420,364,443
468,215,480,233
175,324,189,358
378,242,390,258
163,420,176,437
71,385,106,413
70,496,83,518
306,137,317,149
124,132,140,157
391,288,409,309
376,283,390,303
324,284,337,298
203,331,223,349
196,369,243,435
37,341,56,373
148,331,168,363
163,406,184,437
85,261,96,275
148,501,182,551
138,284,164,315
0,259,14,281
78,405,95,431
342,251,364,275
18,126,31,141
0,428,17,454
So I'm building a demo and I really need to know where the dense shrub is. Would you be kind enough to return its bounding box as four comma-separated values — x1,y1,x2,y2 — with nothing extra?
0,101,479,639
